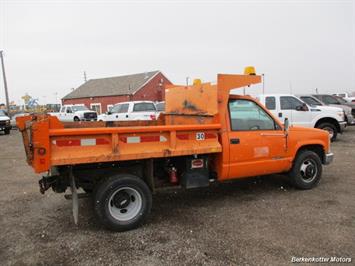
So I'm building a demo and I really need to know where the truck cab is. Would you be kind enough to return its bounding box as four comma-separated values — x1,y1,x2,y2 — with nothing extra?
51,105,98,122
257,94,346,141
0,110,11,134
98,101,157,122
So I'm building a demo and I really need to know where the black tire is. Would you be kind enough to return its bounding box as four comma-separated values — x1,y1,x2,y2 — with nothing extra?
73,117,80,122
316,122,337,142
4,129,10,135
288,150,322,190
93,174,152,232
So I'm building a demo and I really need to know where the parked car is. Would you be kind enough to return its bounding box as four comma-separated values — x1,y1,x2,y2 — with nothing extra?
333,93,355,103
10,113,30,129
0,110,12,134
311,94,355,125
257,94,346,141
50,105,97,122
98,101,158,121
299,95,354,125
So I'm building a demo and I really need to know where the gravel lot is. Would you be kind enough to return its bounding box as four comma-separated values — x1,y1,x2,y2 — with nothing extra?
0,128,354,265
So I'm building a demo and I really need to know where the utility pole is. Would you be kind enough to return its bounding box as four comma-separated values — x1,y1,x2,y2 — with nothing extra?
262,73,265,94
0,51,10,114
84,71,87,82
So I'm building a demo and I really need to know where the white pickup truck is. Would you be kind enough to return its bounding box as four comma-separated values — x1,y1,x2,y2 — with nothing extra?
257,94,346,141
50,105,98,122
98,101,158,121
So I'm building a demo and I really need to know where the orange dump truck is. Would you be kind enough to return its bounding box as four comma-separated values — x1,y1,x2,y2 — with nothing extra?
17,70,333,231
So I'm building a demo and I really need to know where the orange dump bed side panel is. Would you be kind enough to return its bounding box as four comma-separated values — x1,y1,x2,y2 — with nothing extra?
17,115,222,173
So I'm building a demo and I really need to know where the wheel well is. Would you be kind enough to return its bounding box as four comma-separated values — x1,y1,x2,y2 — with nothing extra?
296,145,325,164
315,117,340,132
74,116,79,120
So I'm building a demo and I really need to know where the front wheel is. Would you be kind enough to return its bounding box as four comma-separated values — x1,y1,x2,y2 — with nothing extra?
317,122,337,142
73,117,80,122
288,150,322,190
94,174,152,231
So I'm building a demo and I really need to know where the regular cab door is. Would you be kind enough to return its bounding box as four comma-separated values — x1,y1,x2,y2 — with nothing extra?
227,99,290,179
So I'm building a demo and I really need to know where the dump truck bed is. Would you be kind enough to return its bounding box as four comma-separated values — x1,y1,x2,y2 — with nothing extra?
17,115,222,173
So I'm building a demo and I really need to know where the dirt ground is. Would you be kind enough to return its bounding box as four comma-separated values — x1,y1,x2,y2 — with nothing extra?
0,128,354,266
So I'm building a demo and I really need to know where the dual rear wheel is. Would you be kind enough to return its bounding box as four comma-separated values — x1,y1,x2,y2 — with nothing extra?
93,174,152,232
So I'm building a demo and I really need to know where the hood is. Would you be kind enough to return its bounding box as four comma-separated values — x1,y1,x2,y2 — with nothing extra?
328,104,352,114
309,105,343,112
288,126,330,151
0,116,10,121
343,102,355,108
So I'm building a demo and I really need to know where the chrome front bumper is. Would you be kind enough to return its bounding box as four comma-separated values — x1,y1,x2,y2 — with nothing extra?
346,113,354,125
324,152,334,165
339,121,347,132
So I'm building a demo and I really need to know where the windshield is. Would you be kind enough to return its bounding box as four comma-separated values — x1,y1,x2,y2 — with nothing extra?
156,102,165,111
0,110,8,117
300,96,323,106
72,106,89,112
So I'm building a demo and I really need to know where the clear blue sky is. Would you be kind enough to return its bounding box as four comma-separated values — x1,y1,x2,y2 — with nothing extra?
1,0,354,104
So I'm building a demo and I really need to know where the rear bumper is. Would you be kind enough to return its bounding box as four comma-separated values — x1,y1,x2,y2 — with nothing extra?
324,152,334,165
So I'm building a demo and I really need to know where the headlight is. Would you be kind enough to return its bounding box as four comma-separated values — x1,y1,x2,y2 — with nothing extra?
337,111,345,120
5,120,10,125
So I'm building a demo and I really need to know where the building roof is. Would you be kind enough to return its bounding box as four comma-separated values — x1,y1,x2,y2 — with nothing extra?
63,70,161,100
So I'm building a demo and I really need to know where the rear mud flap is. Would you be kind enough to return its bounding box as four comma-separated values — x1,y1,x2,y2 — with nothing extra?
69,171,79,225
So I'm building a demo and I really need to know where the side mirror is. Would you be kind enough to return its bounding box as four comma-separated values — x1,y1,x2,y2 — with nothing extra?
284,118,289,133
296,103,308,111
107,111,112,115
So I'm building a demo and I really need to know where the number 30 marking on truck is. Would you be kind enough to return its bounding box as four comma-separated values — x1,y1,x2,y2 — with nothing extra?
196,132,205,140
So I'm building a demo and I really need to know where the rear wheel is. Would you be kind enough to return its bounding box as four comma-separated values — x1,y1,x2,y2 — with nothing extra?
74,117,80,122
288,150,322,190
4,129,10,135
317,122,337,142
94,174,152,231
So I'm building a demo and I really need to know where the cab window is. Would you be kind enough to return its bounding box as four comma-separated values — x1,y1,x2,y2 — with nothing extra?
66,107,72,113
280,96,303,110
265,97,276,110
229,99,277,131
133,102,156,112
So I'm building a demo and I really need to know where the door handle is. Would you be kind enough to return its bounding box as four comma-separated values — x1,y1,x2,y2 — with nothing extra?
230,138,240,144
278,112,282,118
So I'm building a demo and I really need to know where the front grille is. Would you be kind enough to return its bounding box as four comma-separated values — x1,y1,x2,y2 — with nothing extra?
0,121,7,126
84,112,97,120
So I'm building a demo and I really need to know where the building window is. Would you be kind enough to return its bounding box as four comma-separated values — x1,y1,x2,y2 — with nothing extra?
90,103,102,114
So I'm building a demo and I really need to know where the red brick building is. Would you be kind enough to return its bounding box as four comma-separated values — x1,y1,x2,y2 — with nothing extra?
62,71,172,114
